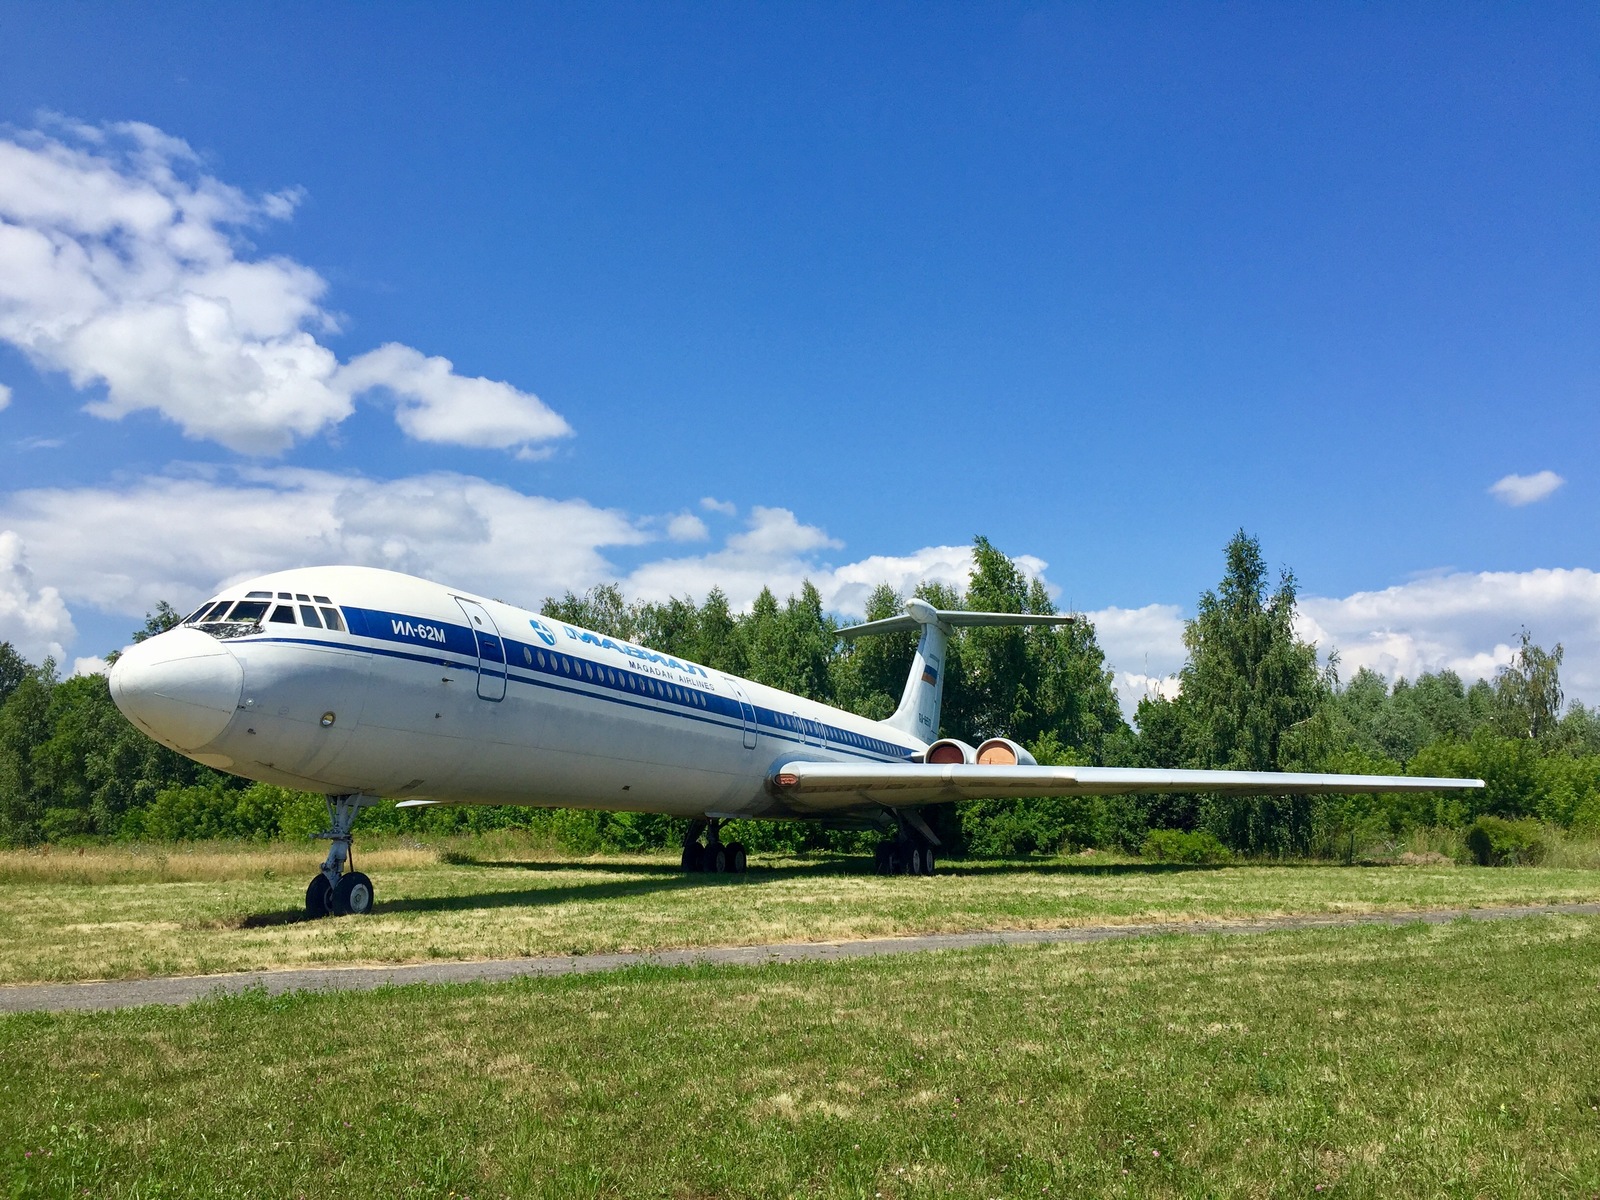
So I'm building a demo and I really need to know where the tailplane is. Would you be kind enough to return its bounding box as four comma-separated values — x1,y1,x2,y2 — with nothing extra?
838,599,1074,741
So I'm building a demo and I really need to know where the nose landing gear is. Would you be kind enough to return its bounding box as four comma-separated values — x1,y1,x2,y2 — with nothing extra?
305,793,378,917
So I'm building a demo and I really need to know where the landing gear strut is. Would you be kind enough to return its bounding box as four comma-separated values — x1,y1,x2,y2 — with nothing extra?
874,808,939,876
305,793,378,917
680,818,747,875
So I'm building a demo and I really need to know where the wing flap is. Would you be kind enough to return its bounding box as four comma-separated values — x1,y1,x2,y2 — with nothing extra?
771,761,1484,811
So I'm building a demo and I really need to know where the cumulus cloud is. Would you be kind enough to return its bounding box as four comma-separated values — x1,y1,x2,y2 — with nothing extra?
700,496,737,516
0,466,649,620
1082,603,1188,715
665,512,709,542
1489,470,1565,507
0,120,571,455
0,530,75,662
336,344,570,455
1297,568,1600,700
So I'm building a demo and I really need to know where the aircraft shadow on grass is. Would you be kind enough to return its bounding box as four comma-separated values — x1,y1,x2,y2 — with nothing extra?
236,857,1239,927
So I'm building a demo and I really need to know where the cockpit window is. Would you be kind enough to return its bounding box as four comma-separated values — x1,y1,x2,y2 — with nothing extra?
227,601,270,623
270,605,297,624
299,604,324,629
319,607,345,632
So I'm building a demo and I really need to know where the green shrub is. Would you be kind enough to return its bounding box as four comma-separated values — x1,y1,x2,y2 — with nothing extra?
1140,828,1232,864
1465,815,1547,866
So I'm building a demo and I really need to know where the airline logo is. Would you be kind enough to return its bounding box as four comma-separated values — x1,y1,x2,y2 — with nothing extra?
921,665,939,686
528,618,558,646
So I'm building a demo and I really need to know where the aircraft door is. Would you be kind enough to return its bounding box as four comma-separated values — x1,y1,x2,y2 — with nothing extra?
722,677,758,750
453,598,507,702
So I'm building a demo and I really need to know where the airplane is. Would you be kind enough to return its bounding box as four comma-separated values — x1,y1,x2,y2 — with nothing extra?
107,565,1484,917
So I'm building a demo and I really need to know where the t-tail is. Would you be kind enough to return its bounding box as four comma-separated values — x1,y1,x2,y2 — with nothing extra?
838,598,1075,740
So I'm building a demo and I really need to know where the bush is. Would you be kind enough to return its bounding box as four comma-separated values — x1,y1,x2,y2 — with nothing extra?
1465,816,1547,866
1140,828,1232,864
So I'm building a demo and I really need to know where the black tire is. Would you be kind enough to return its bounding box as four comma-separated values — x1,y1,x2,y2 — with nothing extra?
706,845,727,874
909,846,925,876
680,844,703,872
921,847,937,876
728,843,747,874
305,873,332,918
332,871,375,916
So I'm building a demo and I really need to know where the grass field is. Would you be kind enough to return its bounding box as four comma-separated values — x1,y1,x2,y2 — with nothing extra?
3,914,1597,1198
3,834,1600,984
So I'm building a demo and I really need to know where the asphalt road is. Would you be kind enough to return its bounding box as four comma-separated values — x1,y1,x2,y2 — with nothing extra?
4,901,1596,1014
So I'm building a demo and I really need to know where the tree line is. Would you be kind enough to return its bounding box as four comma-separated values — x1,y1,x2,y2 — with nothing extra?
1,532,1596,856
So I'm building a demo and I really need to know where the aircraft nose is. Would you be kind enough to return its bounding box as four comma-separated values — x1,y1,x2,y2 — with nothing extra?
109,628,244,752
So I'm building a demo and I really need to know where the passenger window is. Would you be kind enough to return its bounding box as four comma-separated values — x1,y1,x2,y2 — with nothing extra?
523,647,532,666
319,607,345,631
537,651,546,668
299,605,323,629
269,605,297,624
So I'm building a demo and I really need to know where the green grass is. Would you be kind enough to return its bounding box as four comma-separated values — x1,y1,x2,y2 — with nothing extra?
3,835,1600,983
4,915,1598,1197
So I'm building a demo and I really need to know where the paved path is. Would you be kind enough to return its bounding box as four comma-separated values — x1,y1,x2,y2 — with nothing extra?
4,901,1597,1014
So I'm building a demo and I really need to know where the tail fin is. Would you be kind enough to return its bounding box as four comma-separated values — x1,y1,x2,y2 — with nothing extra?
838,599,1075,740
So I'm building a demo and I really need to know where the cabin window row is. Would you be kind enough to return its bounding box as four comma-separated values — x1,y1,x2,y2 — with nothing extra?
516,645,710,708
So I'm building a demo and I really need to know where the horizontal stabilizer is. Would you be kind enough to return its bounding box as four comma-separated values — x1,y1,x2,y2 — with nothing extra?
770,761,1484,813
839,609,1074,640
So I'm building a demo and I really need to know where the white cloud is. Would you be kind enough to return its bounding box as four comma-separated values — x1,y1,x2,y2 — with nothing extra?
0,530,75,662
71,655,109,677
0,382,11,411
1489,470,1565,507
1083,603,1188,715
700,496,737,516
0,466,649,622
1297,568,1600,700
336,344,570,455
0,120,571,455
665,512,709,541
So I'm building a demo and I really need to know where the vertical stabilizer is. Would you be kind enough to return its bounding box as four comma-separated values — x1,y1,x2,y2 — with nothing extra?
837,601,1076,744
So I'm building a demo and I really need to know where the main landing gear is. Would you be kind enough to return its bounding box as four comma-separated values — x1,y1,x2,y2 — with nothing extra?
874,809,940,876
680,818,748,875
305,793,378,918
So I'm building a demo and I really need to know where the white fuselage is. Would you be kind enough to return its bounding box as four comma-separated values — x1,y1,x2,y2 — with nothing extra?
110,566,923,820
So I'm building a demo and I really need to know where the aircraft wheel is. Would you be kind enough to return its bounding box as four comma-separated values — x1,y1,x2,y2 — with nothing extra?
727,843,747,874
305,874,333,918
908,846,925,875
681,844,703,872
921,847,937,876
706,845,727,874
332,871,375,916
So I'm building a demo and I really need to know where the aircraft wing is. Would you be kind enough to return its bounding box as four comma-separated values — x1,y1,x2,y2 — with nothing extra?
770,761,1484,812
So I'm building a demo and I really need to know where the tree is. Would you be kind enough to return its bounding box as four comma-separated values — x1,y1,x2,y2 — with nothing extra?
1172,530,1333,853
1495,629,1564,740
0,642,28,708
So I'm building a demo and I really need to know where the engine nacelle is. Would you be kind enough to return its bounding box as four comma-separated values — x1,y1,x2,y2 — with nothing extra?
975,737,1037,767
923,738,976,765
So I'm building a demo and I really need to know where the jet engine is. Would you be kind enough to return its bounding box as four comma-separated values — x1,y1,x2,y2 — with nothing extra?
923,738,976,765
974,737,1037,766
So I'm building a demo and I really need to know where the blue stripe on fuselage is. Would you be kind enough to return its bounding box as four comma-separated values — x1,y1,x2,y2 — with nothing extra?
291,606,918,763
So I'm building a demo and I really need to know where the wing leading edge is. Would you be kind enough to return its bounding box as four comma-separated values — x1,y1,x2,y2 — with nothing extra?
770,762,1484,812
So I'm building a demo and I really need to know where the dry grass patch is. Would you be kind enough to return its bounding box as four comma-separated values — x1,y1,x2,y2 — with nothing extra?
1,836,1599,984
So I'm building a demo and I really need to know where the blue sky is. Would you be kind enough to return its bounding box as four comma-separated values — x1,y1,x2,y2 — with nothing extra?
0,3,1596,710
